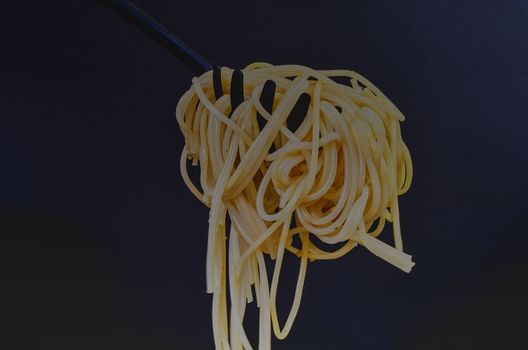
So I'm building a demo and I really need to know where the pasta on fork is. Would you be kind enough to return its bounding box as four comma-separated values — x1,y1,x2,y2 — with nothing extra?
176,63,414,349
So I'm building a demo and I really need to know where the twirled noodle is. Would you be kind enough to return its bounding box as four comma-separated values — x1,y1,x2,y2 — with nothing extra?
175,63,414,349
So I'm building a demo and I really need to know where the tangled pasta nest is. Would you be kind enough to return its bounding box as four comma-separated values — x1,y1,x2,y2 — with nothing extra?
176,63,414,349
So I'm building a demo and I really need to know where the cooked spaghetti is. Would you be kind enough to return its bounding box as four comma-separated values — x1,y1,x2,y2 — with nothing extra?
176,63,414,349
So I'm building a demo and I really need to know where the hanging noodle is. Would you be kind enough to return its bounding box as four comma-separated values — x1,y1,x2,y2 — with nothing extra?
175,63,414,349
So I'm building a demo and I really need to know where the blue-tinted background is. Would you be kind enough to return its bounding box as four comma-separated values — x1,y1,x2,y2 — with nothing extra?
1,1,527,349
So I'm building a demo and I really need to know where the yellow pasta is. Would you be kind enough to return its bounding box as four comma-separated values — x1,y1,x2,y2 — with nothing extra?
176,62,414,349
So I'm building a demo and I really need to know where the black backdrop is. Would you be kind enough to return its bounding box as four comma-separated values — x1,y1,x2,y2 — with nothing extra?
1,1,528,349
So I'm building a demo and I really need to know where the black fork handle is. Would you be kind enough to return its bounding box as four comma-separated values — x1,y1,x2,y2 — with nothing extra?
97,0,212,74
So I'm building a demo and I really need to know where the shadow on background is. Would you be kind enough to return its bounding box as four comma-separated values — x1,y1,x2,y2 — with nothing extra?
0,208,121,348
397,255,528,350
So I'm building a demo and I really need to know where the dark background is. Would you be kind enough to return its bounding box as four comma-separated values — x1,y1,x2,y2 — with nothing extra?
1,1,527,349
